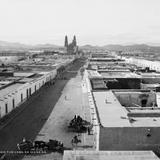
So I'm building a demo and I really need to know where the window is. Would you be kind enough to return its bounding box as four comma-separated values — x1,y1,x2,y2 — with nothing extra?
21,93,23,102
26,89,29,99
5,104,8,114
29,88,31,96
12,99,15,109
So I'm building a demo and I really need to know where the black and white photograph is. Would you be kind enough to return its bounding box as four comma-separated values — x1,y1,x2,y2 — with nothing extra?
0,0,160,159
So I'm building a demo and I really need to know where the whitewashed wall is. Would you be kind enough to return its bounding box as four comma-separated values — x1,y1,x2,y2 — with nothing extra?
0,70,57,118
125,57,160,72
0,56,19,64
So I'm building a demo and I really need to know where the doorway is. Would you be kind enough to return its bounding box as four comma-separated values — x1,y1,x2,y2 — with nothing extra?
141,99,147,107
26,89,28,99
12,99,15,109
21,93,23,102
5,103,8,114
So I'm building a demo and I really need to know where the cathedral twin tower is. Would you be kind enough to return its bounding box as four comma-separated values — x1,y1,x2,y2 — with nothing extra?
64,35,78,54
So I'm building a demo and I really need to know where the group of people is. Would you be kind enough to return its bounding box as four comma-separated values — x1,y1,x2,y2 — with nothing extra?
72,115,83,124
71,115,92,135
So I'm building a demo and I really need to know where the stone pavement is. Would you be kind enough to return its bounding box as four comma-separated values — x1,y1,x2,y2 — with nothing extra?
35,75,83,148
22,71,94,160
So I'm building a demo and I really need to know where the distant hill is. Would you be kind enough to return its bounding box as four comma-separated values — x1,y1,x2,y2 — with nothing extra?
103,44,160,53
80,44,160,53
34,43,60,49
1,40,160,54
80,45,101,50
0,40,61,52
0,40,30,50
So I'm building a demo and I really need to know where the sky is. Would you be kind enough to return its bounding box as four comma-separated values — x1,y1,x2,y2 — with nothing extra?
0,0,160,46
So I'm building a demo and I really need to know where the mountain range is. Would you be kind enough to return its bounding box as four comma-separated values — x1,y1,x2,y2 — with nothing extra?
0,40,160,53
80,44,160,53
0,40,60,51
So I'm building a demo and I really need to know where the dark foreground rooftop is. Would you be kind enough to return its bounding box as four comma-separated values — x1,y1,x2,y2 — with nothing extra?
63,150,159,160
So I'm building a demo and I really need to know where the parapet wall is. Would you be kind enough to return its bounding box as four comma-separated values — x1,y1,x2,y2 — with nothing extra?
114,91,156,107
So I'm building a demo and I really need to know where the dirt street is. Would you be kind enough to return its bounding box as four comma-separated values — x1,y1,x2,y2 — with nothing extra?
0,58,86,159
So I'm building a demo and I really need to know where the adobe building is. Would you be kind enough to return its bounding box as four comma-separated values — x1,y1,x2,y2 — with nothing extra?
83,53,160,154
92,90,160,152
0,55,75,119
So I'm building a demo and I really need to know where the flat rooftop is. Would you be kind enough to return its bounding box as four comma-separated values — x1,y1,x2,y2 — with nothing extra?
13,72,35,77
140,72,160,77
90,58,122,61
99,71,141,79
63,151,159,160
93,91,130,127
28,74,43,78
0,79,17,89
87,70,102,78
129,117,160,127
87,70,141,79
39,70,57,76
98,69,130,72
0,81,13,85
0,83,23,98
93,91,160,127
18,77,34,83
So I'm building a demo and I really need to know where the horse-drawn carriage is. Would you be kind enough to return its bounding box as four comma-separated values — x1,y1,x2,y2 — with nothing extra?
68,115,91,133
17,138,64,153
47,139,64,152
17,140,34,152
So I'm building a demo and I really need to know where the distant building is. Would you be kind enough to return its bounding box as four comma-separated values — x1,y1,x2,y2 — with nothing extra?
64,35,78,54
64,35,68,48
83,54,160,153
0,51,26,64
72,35,77,46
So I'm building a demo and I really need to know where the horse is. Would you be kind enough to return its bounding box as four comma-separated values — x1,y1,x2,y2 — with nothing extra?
34,140,48,150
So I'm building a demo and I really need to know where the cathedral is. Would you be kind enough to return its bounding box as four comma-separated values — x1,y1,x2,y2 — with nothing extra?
64,35,78,54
